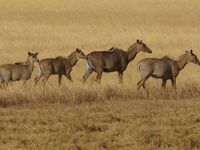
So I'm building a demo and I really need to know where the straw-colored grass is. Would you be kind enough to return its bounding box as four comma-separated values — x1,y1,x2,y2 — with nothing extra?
0,0,200,149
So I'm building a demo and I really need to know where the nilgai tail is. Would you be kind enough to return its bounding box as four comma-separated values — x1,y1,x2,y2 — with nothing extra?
137,50,200,94
34,48,86,86
83,39,152,83
0,52,39,87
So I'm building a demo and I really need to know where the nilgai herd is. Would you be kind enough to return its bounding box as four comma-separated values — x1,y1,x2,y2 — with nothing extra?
0,39,199,95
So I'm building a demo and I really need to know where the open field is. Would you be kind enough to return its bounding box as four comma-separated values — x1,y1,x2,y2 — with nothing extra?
1,0,200,149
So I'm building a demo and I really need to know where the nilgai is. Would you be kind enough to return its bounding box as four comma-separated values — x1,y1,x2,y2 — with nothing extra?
137,50,200,93
83,39,152,83
34,48,86,86
0,52,39,86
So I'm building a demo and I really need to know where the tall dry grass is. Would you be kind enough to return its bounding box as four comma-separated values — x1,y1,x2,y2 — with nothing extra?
0,0,200,149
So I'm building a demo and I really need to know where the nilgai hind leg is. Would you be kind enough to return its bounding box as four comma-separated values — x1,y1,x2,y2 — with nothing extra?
42,74,51,85
137,75,150,97
64,73,73,82
34,73,44,86
83,67,93,83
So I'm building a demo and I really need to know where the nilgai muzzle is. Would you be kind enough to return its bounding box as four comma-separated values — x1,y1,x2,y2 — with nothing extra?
34,48,86,86
83,39,152,83
137,50,200,93
0,52,39,86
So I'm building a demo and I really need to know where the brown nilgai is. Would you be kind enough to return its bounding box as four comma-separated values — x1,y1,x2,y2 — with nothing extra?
137,50,200,94
34,48,86,86
0,52,39,87
83,39,152,83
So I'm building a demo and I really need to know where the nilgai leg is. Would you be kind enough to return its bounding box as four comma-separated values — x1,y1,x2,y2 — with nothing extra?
171,78,177,91
137,75,150,96
22,80,27,86
96,70,102,83
137,76,150,91
65,73,73,82
83,67,93,83
118,72,123,84
42,74,51,85
58,74,62,86
34,73,44,85
3,79,9,88
161,79,167,91
0,81,8,89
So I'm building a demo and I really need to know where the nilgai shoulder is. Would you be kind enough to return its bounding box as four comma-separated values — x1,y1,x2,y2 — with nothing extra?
34,48,86,86
83,39,152,83
137,50,200,94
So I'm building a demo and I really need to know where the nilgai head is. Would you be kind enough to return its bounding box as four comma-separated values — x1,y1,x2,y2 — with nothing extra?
186,50,200,65
76,48,87,59
28,52,39,63
135,39,152,53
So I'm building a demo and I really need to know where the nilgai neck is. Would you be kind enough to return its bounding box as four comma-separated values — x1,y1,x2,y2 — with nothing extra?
26,57,35,74
177,54,190,70
127,44,139,63
68,52,78,67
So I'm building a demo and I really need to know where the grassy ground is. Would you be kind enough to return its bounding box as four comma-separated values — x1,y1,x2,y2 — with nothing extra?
0,0,200,149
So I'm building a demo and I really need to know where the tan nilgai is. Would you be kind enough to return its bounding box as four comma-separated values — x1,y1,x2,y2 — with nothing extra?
34,48,86,86
137,50,200,93
0,52,39,86
83,40,152,83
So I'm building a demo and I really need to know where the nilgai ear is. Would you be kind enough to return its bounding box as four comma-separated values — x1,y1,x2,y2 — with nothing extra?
35,52,38,55
190,49,193,53
140,40,143,43
76,48,81,53
185,50,189,53
136,39,139,43
109,47,114,51
28,52,32,56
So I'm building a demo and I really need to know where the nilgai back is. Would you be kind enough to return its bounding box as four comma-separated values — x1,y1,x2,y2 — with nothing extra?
35,48,86,86
137,50,200,94
83,39,152,83
0,52,39,86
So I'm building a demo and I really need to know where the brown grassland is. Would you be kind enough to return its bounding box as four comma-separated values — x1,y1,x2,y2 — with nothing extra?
1,0,200,149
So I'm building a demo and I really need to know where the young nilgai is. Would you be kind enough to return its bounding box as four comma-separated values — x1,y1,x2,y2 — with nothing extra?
83,39,152,83
34,48,86,86
0,52,39,86
137,50,200,93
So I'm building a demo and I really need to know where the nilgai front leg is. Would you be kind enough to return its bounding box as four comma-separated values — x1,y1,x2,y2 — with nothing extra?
171,77,177,91
118,72,123,84
58,74,62,86
96,70,102,83
65,69,73,82
22,80,27,87
161,79,167,91
3,79,9,88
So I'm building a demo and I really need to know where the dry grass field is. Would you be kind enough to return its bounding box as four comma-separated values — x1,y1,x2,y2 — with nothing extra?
0,0,200,149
